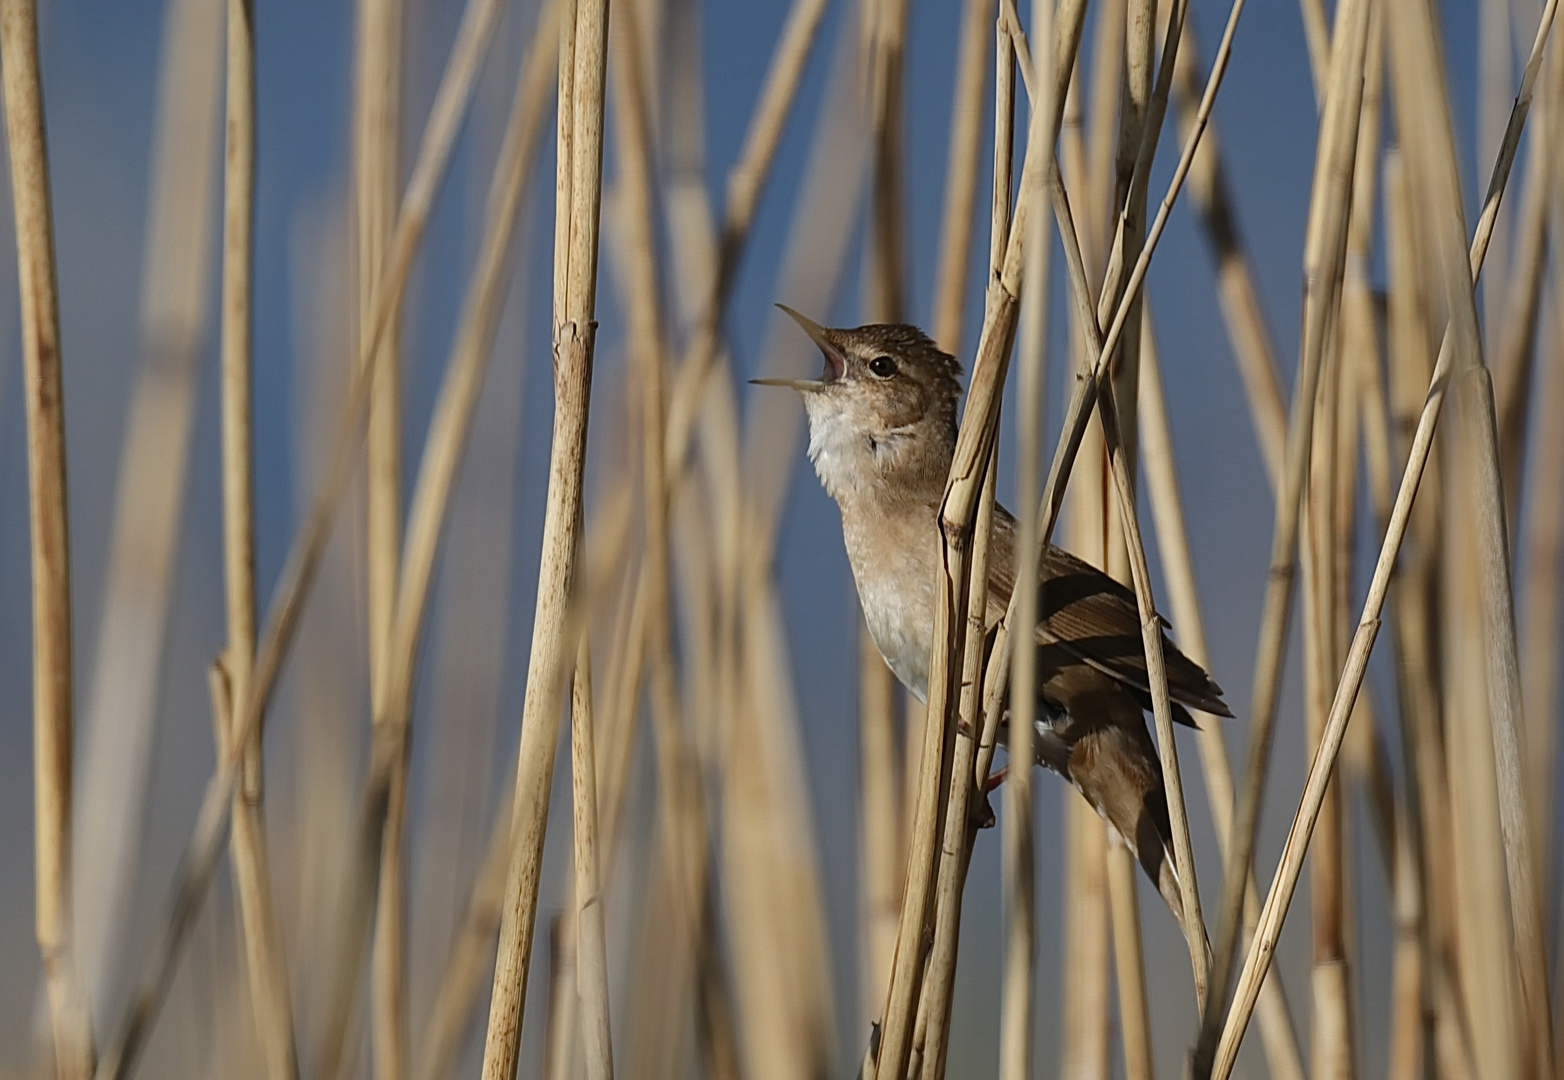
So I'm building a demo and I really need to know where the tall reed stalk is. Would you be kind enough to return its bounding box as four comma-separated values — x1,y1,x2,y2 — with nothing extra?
2,0,95,1073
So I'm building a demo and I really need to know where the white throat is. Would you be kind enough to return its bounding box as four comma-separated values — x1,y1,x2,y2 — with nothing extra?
801,393,878,503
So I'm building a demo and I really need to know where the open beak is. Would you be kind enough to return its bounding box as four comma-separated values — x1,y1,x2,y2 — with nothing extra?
751,304,848,391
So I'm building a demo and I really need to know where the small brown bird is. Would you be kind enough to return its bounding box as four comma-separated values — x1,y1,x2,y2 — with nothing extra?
757,306,1231,927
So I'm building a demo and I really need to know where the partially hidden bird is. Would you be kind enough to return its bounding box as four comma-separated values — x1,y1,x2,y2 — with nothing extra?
755,305,1231,931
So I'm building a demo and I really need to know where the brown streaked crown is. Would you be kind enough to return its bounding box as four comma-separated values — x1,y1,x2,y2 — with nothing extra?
821,322,965,434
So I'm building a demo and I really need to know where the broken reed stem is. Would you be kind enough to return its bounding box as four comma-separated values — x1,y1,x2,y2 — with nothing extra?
479,0,607,1071
96,0,510,1072
1193,0,1373,1053
570,635,613,1080
1207,1,1560,1072
355,0,408,1071
0,0,95,1074
930,0,994,350
219,1,297,1076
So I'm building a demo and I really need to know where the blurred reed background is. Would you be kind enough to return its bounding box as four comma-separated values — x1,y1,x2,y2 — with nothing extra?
0,0,1559,1078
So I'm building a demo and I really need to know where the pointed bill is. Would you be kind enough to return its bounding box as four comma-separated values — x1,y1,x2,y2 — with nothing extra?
776,303,846,382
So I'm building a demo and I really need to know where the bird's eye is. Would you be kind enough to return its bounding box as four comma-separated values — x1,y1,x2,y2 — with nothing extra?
868,355,897,378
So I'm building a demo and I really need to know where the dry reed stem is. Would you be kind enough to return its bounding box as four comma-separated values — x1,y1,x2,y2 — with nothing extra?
722,569,838,1080
931,0,995,350
1477,0,1513,342
1493,40,1564,517
864,0,908,321
606,0,712,1071
355,0,408,1070
72,0,223,1013
1207,2,1560,1070
1084,0,1124,281
713,23,869,1071
218,1,297,1075
999,0,1049,1074
412,787,514,1080
479,0,607,1070
860,621,903,1027
918,444,1000,1080
1137,320,1306,1080
1,0,95,1073
1106,843,1154,1080
1388,0,1551,1067
1518,148,1564,915
1382,153,1467,1080
1193,0,1373,1050
569,636,613,1080
96,0,510,1071
861,0,914,1038
1301,338,1350,1080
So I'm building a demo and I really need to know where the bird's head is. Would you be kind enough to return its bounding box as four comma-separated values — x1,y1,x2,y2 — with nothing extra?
755,305,963,505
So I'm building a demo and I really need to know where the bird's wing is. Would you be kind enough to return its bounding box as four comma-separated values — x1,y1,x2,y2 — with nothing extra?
1033,545,1232,720
983,509,1230,721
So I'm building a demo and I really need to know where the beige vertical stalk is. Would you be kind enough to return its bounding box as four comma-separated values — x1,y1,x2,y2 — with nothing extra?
218,1,298,1077
860,0,913,1043
859,622,902,1025
72,0,223,1021
1000,2,1049,1077
1388,0,1553,1066
1049,13,1111,1078
0,0,95,1074
1101,0,1159,1057
570,637,613,1080
1381,152,1457,1080
1490,40,1561,509
931,0,994,350
480,0,608,1072
909,32,1017,1071
355,0,408,1072
1517,154,1564,907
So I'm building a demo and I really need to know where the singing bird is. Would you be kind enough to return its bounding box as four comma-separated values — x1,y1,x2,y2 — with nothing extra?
756,306,1230,928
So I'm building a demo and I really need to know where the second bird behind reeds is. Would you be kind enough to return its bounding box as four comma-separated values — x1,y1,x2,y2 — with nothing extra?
756,305,1231,933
